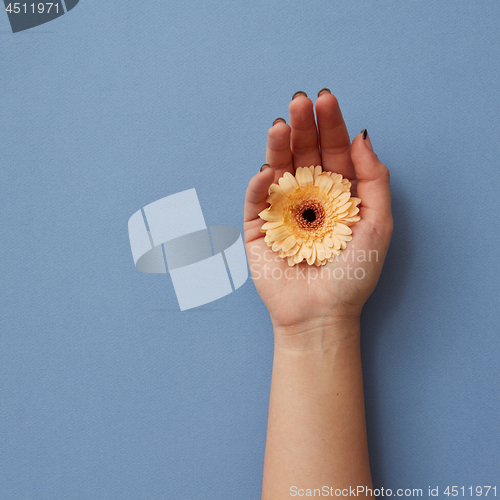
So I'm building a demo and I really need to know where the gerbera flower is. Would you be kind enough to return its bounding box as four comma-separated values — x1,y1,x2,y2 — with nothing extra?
259,166,361,267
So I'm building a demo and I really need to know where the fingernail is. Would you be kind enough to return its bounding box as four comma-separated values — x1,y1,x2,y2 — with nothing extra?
361,129,373,152
292,91,308,100
260,163,271,172
272,117,286,126
317,88,331,97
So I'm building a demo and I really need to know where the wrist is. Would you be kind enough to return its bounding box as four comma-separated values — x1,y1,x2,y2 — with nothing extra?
272,315,361,352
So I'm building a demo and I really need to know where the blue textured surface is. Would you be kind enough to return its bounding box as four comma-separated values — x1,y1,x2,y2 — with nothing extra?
1,1,499,498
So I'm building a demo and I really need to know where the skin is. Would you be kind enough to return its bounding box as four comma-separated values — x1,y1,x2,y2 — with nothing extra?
243,91,393,498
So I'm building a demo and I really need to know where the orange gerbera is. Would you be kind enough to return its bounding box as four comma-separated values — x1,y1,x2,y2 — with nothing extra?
259,166,361,266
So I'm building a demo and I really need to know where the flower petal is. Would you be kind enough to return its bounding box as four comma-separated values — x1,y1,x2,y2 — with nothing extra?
294,251,305,264
316,241,326,261
341,216,361,225
329,186,343,199
306,243,316,265
296,166,314,187
335,201,352,214
336,233,352,242
331,234,342,250
266,192,282,204
335,192,351,207
334,222,352,235
315,174,334,194
335,211,350,220
261,221,283,230
301,243,312,259
267,225,291,241
272,240,283,251
259,208,284,222
278,176,297,196
294,166,305,180
346,205,360,217
323,235,334,248
283,171,299,189
269,183,284,194
281,235,297,252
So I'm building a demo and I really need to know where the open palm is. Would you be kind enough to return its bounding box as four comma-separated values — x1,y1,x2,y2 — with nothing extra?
244,91,393,333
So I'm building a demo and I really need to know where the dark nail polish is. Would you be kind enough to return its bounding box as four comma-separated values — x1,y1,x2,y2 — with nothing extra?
317,88,331,97
361,129,373,151
273,117,286,126
292,91,308,100
260,163,271,172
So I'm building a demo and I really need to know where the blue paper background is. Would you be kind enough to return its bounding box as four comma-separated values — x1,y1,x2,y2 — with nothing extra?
1,1,499,498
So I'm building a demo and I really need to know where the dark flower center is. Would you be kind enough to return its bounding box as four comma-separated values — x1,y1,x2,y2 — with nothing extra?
294,200,325,230
302,208,317,223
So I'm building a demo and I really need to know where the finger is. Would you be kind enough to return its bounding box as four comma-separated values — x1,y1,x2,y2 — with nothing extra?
266,119,293,179
289,92,322,170
351,130,392,229
244,165,275,223
315,90,356,179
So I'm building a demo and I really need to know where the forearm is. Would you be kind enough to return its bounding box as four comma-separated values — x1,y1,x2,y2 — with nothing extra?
261,319,373,499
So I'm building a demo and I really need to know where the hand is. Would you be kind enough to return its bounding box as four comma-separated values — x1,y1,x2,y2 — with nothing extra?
244,91,393,346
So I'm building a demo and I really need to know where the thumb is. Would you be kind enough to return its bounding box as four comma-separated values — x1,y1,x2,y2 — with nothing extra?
244,164,275,223
244,164,275,244
351,129,392,226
